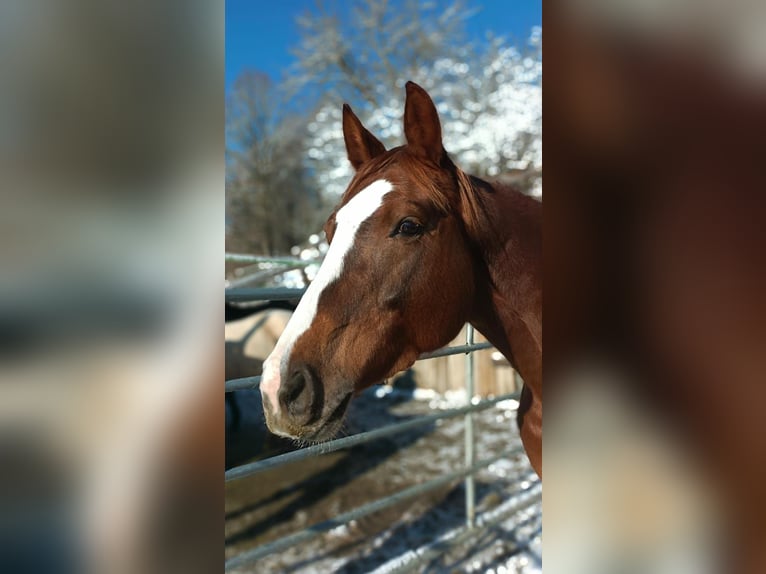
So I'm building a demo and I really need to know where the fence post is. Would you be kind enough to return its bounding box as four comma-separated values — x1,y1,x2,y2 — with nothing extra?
464,324,476,528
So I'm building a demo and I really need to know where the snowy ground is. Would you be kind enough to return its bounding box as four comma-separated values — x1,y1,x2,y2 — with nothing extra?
225,386,542,573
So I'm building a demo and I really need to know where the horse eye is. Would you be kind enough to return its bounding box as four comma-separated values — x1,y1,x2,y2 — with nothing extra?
396,219,424,237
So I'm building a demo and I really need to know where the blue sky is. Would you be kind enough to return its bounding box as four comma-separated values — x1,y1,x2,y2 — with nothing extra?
225,0,541,94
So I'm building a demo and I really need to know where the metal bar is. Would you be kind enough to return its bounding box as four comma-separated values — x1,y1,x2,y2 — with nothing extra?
464,324,476,529
224,447,523,570
228,261,263,278
225,287,306,302
225,392,519,481
224,343,495,393
417,341,492,359
371,478,542,574
225,265,308,289
225,253,321,265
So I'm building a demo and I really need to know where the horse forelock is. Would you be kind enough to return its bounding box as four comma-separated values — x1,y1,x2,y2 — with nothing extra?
341,148,456,216
339,147,512,250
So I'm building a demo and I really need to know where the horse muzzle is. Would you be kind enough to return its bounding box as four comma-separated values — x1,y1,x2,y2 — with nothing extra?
260,364,353,442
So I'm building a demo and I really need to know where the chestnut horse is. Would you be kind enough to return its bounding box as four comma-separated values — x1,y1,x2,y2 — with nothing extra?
259,82,542,477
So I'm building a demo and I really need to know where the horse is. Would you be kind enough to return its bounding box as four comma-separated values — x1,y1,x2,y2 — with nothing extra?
259,82,542,478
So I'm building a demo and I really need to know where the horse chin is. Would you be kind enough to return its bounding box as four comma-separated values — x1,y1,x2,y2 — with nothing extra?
301,419,344,443
264,391,353,444
303,391,353,442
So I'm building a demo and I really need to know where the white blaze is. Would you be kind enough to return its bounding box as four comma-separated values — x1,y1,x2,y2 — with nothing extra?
260,179,394,414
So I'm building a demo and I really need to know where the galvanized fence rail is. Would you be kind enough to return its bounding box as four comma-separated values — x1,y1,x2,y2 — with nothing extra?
225,254,322,291
224,286,536,572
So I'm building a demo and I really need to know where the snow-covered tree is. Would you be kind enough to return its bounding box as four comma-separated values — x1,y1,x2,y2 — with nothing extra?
292,0,542,197
287,0,476,108
226,72,326,255
436,30,542,195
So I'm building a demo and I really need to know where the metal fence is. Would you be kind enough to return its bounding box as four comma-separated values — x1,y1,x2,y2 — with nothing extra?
224,286,538,572
225,253,321,290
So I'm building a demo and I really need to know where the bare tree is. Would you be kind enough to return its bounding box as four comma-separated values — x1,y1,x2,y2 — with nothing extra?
287,0,475,109
226,72,325,255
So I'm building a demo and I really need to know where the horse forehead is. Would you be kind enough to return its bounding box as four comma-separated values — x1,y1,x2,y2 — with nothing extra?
336,179,394,225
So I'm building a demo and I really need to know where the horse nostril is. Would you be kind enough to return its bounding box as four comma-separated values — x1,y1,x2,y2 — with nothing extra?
284,371,307,402
278,365,321,423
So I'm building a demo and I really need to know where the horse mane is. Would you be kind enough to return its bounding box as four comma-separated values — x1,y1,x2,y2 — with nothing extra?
455,165,542,267
454,166,491,236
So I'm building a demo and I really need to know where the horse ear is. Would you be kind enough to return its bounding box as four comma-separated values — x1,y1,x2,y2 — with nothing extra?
404,81,444,163
342,104,386,170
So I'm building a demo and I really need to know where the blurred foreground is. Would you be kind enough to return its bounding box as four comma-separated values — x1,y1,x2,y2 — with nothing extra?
0,2,223,573
546,2,766,573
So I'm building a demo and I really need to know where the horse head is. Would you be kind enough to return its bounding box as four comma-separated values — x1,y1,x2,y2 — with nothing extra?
260,82,480,441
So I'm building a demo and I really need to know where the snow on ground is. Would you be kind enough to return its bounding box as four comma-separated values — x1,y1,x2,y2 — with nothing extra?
226,385,541,573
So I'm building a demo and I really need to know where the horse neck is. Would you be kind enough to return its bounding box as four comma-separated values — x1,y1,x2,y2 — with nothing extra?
464,181,542,390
